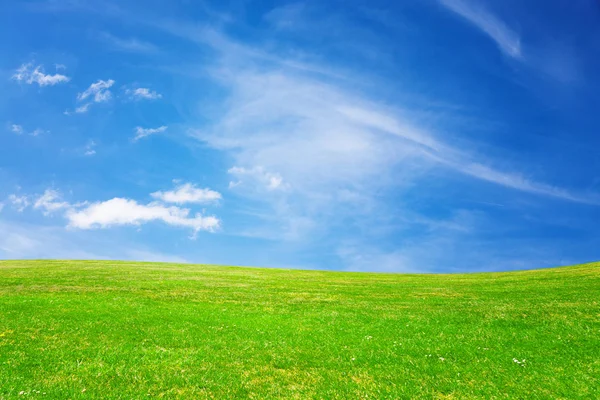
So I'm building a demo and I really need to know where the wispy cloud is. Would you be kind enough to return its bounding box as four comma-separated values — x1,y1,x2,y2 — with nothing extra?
9,124,48,136
74,103,91,114
30,128,47,137
196,65,591,204
133,125,167,141
0,220,107,260
11,63,70,86
10,124,23,134
126,87,162,101
98,31,159,53
228,166,287,191
455,162,598,204
8,194,29,212
33,189,71,215
0,220,191,262
439,0,521,59
264,3,306,31
84,140,97,156
73,79,115,113
151,13,599,251
78,79,114,102
151,183,221,204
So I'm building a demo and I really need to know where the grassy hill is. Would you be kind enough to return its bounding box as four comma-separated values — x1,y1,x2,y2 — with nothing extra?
0,260,598,399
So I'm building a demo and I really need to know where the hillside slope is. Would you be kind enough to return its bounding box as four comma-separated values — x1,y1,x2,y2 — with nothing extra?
0,260,599,399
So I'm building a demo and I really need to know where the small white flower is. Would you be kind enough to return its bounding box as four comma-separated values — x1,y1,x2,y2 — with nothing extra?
513,358,526,366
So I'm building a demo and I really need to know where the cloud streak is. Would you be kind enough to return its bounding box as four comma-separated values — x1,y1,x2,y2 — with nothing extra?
133,125,167,141
151,183,222,204
439,0,521,59
99,31,159,53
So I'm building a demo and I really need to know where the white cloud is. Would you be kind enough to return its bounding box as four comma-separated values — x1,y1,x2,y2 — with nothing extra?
65,198,220,236
126,87,162,100
12,63,70,86
439,0,522,59
151,183,221,204
84,140,97,156
75,103,92,114
94,90,112,102
214,68,595,202
454,162,598,204
33,189,70,215
172,25,598,248
30,128,46,137
264,3,307,30
71,79,114,113
228,166,287,191
0,203,4,213
99,32,159,53
9,124,47,136
8,194,29,212
77,79,115,103
133,125,167,141
10,184,220,238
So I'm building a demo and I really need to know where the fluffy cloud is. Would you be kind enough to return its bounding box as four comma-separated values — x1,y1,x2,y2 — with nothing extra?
75,79,115,113
65,198,219,235
133,126,167,141
10,185,220,238
8,195,29,212
151,183,222,204
78,79,115,102
12,63,70,86
33,189,70,215
10,124,23,134
126,87,162,100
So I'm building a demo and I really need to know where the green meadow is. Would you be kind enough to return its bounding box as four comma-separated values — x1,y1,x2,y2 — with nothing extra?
0,260,598,399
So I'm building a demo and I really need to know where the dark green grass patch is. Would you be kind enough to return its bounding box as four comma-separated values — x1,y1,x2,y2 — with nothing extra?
0,260,599,399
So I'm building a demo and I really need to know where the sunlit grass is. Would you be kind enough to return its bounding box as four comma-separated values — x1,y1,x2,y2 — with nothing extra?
1,260,599,398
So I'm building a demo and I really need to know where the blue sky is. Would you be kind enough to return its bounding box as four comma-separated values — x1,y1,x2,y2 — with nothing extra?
1,0,600,272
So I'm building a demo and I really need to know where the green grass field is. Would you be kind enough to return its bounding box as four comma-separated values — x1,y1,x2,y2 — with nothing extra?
0,260,598,399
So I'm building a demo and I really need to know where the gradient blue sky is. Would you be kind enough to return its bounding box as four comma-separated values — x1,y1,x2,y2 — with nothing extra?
1,0,600,272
